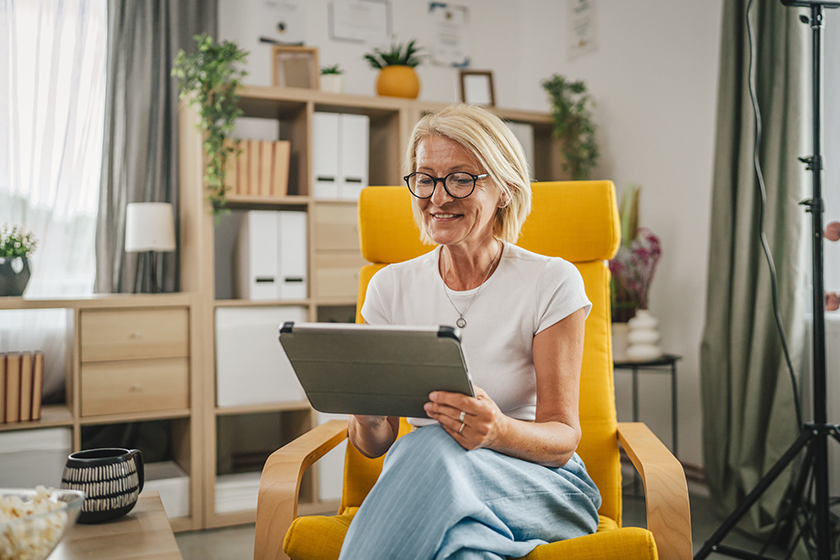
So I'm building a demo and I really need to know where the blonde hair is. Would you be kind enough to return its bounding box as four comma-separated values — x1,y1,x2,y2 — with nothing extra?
405,104,532,244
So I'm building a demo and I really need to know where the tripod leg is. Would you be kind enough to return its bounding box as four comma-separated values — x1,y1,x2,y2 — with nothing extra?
775,440,817,548
694,429,814,560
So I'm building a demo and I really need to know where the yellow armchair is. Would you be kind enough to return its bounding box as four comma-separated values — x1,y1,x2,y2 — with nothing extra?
255,181,692,560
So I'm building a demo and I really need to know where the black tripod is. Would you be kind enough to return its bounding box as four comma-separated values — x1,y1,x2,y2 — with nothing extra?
695,2,840,559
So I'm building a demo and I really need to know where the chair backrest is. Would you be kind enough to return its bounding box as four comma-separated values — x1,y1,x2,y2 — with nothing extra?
342,181,623,524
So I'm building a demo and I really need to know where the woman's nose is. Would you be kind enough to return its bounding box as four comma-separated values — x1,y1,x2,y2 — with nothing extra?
430,180,453,206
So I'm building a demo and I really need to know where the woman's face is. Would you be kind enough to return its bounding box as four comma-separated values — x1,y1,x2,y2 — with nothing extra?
413,136,502,250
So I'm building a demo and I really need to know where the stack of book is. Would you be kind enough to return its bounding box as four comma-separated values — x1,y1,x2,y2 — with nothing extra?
224,139,291,198
1,351,45,423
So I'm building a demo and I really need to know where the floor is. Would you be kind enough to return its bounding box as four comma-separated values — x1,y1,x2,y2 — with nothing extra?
175,478,790,559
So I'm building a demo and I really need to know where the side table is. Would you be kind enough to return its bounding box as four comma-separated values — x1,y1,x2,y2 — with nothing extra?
614,354,681,458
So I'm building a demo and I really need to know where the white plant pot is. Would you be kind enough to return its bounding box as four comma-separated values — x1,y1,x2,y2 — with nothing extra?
320,74,344,94
625,309,663,361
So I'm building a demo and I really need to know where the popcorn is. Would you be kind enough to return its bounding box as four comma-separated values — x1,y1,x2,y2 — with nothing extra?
0,487,69,560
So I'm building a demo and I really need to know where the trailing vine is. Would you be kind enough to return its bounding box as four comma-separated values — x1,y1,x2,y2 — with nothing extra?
541,74,599,180
173,34,249,215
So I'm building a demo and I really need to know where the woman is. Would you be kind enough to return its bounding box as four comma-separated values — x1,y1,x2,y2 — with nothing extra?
339,104,600,560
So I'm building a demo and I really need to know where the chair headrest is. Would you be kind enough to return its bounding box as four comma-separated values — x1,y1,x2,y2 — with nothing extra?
358,181,620,264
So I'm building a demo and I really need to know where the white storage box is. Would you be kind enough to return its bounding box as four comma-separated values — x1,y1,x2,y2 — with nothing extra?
143,461,190,519
0,428,71,488
215,306,308,407
215,471,261,513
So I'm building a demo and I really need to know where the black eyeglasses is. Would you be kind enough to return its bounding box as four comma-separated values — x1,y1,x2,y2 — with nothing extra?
403,171,489,199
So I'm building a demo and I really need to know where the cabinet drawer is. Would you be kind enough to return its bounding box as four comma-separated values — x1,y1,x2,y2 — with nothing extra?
313,252,366,299
80,357,189,417
80,308,189,362
313,203,360,251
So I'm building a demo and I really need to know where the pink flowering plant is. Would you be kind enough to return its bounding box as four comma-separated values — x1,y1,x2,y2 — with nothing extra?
609,184,662,322
609,227,662,311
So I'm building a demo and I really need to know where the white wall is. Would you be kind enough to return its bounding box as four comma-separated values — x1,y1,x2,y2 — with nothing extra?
219,0,724,469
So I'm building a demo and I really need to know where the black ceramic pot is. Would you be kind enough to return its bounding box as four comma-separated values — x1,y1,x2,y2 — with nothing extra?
60,448,145,524
0,256,31,297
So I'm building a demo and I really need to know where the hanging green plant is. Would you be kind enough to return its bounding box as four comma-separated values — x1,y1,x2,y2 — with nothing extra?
172,34,249,216
541,74,599,181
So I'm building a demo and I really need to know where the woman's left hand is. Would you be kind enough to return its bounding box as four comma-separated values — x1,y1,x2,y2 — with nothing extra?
424,385,508,450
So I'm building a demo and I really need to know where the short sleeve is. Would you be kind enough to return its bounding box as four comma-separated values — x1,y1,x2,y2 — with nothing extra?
534,258,592,334
360,267,393,325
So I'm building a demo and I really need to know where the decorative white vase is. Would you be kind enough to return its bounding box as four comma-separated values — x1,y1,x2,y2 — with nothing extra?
320,74,344,94
625,309,663,361
611,322,630,361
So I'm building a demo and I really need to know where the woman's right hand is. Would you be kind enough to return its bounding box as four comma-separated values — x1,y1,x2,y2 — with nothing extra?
348,415,400,459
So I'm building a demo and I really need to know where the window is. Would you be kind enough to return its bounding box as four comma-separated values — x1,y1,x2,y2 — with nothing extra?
0,0,107,296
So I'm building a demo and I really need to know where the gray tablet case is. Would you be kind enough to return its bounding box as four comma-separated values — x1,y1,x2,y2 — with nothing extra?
279,322,474,418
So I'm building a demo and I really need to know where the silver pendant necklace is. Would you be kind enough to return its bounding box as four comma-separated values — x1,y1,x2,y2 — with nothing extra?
441,240,502,328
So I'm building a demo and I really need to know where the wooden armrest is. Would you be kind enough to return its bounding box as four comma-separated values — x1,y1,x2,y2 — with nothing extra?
617,422,692,560
254,419,349,560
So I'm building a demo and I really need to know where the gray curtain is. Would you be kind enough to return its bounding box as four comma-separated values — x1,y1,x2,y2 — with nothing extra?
700,0,809,535
95,0,217,293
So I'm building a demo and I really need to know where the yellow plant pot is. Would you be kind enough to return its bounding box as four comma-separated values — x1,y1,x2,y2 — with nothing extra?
376,65,420,99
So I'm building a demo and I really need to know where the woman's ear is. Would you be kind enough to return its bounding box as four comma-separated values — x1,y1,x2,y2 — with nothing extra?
498,187,513,209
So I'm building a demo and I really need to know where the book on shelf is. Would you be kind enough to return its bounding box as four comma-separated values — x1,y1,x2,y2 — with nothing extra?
272,141,290,197
31,351,44,420
260,141,273,196
0,354,5,421
4,352,20,423
249,140,260,197
19,352,32,422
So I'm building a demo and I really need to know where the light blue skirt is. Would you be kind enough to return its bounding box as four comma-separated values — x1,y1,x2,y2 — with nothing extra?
338,425,601,560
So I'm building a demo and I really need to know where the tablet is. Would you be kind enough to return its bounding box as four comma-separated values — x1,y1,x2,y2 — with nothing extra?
278,322,474,418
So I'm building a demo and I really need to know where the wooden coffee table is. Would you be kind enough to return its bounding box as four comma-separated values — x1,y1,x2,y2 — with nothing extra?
50,491,183,559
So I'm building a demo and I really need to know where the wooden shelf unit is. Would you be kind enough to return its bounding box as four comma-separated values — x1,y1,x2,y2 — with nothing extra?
0,293,203,532
178,85,565,529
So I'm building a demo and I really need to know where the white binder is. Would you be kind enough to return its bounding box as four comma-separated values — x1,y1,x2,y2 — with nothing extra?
339,113,369,200
236,211,279,301
312,112,340,199
278,210,308,299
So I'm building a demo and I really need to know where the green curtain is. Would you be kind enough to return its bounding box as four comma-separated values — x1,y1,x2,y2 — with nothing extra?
700,0,809,535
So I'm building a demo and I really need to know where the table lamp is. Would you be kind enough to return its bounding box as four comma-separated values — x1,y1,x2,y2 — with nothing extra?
124,202,176,293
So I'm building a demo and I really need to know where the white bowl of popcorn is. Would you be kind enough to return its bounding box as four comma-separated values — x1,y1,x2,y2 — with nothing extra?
0,487,85,560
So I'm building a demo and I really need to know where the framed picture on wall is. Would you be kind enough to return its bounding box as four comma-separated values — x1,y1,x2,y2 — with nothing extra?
273,46,320,89
459,70,495,106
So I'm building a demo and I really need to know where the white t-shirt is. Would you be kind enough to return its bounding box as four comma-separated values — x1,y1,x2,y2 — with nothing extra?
361,241,591,427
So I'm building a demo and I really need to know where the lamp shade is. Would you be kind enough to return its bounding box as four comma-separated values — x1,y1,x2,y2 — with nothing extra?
124,203,177,252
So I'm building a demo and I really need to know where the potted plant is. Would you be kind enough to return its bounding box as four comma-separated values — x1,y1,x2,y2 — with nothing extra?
364,39,424,99
172,34,249,216
0,224,37,297
320,64,344,94
541,74,599,180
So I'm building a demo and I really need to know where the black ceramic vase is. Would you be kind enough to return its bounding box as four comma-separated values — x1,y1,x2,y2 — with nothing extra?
0,256,31,297
60,448,145,524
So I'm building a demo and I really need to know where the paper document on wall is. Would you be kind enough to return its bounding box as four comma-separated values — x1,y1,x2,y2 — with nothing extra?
429,3,470,67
